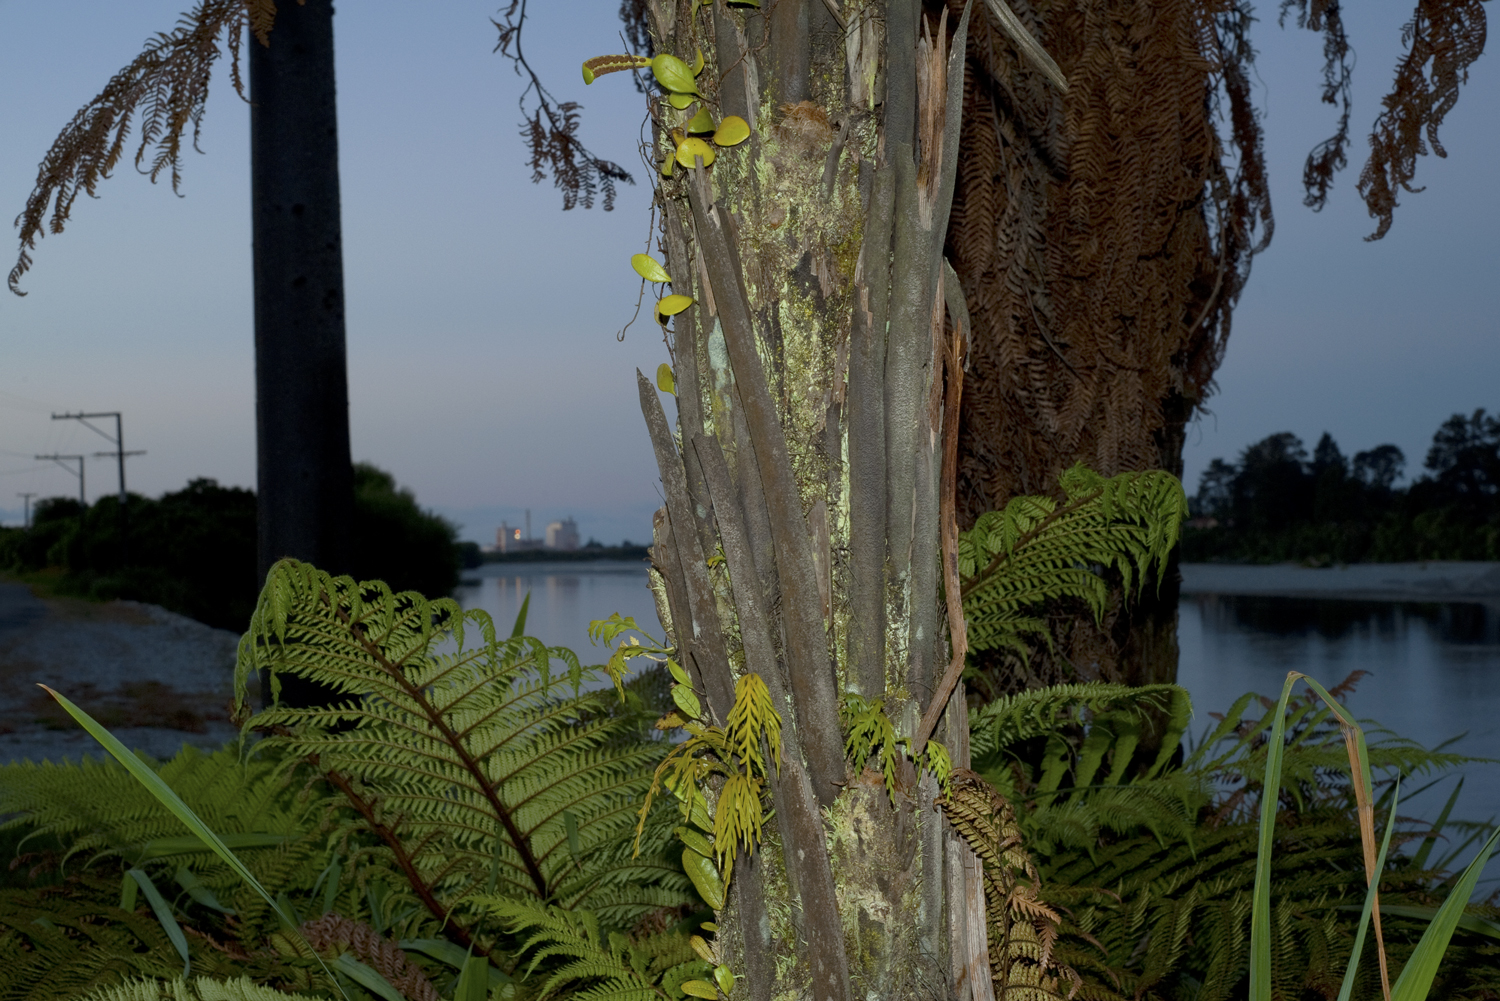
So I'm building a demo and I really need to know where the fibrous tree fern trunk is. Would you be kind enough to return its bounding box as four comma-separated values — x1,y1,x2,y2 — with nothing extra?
944,0,1271,693
628,1,1026,997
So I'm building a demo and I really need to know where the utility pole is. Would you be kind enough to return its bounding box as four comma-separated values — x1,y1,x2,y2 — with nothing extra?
93,449,147,476
16,492,36,528
51,411,142,501
35,454,85,505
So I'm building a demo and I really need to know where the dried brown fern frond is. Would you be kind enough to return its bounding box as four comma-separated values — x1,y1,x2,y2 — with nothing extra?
493,0,634,211
297,913,441,1001
8,0,274,296
1359,0,1487,239
1281,0,1355,211
943,768,1082,1001
945,0,1271,687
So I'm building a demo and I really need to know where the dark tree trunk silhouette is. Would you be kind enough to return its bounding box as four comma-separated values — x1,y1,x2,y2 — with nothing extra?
249,0,353,705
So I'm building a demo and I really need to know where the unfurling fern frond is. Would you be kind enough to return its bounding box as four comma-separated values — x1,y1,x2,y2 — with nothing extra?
958,464,1187,655
235,560,691,944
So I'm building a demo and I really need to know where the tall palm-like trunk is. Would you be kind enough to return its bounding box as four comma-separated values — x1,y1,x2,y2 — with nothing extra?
250,0,353,705
635,1,1008,996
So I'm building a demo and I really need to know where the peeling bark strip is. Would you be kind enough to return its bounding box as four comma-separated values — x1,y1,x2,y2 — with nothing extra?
629,1,1026,998
685,178,847,808
637,371,736,724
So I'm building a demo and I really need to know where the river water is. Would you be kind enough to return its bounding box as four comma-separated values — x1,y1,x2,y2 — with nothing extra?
456,561,1500,825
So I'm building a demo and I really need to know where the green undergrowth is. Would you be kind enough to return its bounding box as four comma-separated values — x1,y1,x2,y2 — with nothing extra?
968,675,1500,1001
3,475,1497,1001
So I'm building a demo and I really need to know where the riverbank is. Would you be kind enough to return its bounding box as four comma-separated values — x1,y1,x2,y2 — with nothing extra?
1180,561,1500,604
0,580,241,765
6,561,1499,766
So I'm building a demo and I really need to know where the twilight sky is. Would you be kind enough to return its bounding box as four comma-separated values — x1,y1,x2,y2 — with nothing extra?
1,1,1496,545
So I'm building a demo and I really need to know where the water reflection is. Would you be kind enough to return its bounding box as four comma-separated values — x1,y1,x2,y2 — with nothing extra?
452,561,657,667
449,565,1499,826
1178,594,1500,824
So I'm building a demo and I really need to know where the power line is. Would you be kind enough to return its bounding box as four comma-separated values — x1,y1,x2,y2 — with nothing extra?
35,453,85,505
52,411,144,501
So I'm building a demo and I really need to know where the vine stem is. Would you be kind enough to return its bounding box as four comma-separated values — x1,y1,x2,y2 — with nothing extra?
915,271,968,754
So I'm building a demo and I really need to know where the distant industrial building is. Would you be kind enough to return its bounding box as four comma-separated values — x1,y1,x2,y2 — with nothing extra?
546,517,579,551
493,510,578,553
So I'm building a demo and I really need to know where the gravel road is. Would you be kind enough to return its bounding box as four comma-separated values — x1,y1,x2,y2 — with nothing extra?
0,581,244,765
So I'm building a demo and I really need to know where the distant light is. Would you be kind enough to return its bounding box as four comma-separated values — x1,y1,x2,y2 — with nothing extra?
513,529,521,539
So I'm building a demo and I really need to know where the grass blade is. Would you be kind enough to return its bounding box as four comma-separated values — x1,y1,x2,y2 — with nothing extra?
400,940,514,988
1295,673,1391,1000
1250,673,1299,1001
456,955,490,1001
1338,776,1400,1001
39,686,293,922
511,592,531,638
1391,824,1500,1001
1338,905,1500,941
1412,778,1463,871
38,684,349,999
127,867,190,977
139,833,288,859
332,955,406,1001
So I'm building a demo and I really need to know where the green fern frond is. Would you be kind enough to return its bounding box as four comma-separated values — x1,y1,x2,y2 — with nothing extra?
236,560,692,942
0,872,323,1001
477,899,705,1000
75,977,323,1001
978,671,1500,1001
723,673,780,776
968,682,1182,758
840,693,906,801
958,465,1186,654
0,745,315,872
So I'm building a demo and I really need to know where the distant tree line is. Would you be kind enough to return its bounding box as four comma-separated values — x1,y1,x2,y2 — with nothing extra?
1185,410,1500,563
0,463,477,631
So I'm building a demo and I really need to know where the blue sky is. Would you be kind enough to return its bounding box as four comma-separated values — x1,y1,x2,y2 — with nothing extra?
1,1,1496,544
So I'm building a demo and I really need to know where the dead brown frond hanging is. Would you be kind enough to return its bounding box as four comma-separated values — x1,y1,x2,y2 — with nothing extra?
8,0,273,295
945,0,1270,522
493,0,634,211
1281,0,1355,211
1359,0,1487,240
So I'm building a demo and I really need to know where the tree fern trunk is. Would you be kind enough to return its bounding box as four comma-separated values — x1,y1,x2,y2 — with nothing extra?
249,0,354,707
944,0,1267,692
636,0,995,995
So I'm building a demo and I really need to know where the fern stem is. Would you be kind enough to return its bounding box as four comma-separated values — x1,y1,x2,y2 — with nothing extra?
318,763,492,962
331,594,552,901
958,487,1103,600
